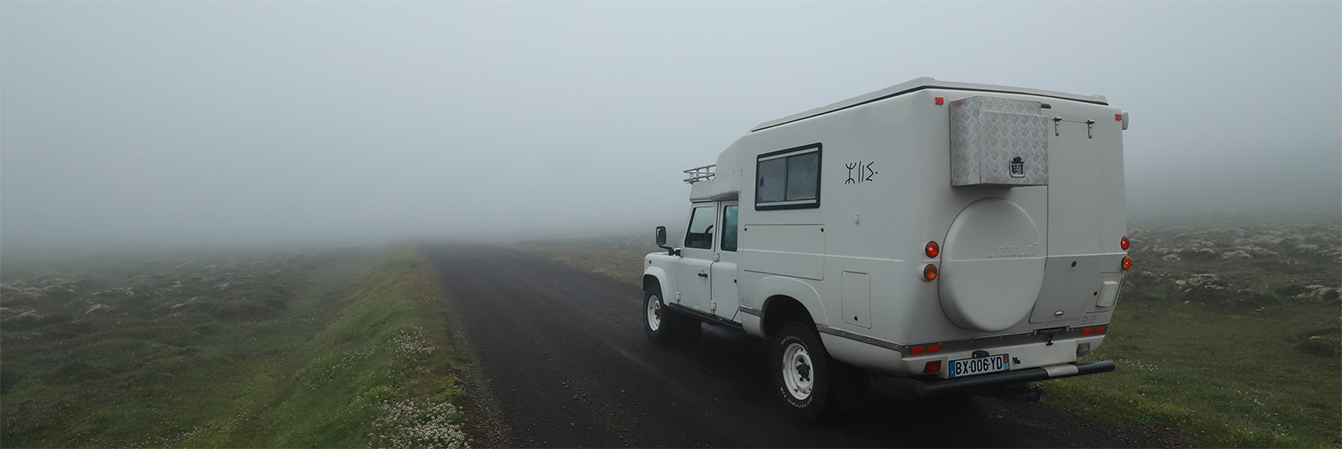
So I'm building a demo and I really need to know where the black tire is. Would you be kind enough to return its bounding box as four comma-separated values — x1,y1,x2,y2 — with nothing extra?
771,322,836,422
643,286,675,345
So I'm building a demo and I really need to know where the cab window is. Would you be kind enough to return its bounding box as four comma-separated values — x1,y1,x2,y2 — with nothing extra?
721,205,739,252
684,205,716,249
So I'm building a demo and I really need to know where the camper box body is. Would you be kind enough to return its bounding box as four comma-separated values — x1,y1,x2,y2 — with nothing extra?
644,77,1129,383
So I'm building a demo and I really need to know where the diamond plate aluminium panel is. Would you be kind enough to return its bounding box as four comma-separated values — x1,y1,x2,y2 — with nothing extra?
949,96,1049,186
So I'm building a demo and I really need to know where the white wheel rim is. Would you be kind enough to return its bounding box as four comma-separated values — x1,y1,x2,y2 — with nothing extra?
647,295,662,332
782,342,814,401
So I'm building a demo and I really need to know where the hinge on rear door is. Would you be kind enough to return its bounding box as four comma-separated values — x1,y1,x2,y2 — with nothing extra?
710,300,716,313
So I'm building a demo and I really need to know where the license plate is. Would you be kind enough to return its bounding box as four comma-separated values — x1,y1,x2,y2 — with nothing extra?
949,354,1010,378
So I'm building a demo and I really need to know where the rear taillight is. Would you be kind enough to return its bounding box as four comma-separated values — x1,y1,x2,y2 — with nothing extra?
924,361,942,373
1121,257,1132,270
925,241,940,258
923,264,938,281
1081,325,1108,335
909,344,942,355
1120,236,1130,250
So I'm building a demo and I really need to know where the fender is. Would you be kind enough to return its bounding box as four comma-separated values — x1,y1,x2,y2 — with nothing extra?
746,275,829,337
643,267,669,299
642,253,679,301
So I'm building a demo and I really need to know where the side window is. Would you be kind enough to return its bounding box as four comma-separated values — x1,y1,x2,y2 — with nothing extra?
721,205,739,252
756,144,821,210
684,205,716,249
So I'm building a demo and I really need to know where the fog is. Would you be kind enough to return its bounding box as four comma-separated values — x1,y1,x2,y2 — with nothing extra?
3,1,1339,258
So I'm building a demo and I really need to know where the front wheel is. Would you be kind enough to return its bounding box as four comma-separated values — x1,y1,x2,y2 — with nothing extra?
644,287,676,345
771,322,836,422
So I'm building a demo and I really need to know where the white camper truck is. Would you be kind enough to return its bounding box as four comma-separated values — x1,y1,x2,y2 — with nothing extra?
642,77,1133,420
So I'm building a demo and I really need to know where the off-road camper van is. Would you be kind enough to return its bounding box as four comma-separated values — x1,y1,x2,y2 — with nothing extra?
642,77,1132,420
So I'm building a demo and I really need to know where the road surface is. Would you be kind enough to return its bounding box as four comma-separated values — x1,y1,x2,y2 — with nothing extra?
422,242,1177,448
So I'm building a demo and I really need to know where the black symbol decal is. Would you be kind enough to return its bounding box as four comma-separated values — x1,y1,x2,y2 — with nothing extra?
846,161,878,184
1010,156,1025,178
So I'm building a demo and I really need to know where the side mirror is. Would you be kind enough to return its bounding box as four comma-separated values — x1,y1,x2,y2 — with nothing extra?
655,226,675,255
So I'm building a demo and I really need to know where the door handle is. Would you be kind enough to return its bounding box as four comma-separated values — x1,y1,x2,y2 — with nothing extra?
697,273,708,278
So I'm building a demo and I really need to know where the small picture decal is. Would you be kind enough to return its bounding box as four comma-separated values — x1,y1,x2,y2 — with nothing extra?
845,161,877,184
1010,156,1025,178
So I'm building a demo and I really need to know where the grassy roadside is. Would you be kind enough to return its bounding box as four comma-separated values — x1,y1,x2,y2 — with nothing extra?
513,218,1341,448
1048,299,1338,448
1,247,468,448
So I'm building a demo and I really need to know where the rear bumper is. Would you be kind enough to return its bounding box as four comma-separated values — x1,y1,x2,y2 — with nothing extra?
916,360,1115,396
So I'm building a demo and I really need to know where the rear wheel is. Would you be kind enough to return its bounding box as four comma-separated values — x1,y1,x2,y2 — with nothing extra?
644,287,675,345
771,322,836,422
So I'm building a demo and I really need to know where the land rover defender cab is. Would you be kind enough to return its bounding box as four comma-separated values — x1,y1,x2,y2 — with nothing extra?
641,78,1133,420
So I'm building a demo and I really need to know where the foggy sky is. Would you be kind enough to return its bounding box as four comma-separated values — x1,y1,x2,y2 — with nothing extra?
3,1,1340,256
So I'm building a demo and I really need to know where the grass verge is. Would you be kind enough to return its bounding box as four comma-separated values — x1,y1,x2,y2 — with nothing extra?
1048,299,1339,448
1,247,469,448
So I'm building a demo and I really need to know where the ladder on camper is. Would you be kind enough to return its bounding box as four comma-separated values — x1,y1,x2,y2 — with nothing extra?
683,165,716,184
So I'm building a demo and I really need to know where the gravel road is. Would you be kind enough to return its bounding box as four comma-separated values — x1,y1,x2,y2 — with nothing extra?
422,242,1177,448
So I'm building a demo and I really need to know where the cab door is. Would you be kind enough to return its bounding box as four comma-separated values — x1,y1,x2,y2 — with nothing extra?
676,203,716,312
711,201,740,320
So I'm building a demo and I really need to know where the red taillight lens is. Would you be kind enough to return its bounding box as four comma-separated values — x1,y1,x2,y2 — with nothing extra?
1080,325,1110,335
923,264,938,281
911,346,925,355
924,361,942,373
925,241,940,258
928,344,941,353
1121,257,1132,271
934,97,944,105
1120,236,1130,250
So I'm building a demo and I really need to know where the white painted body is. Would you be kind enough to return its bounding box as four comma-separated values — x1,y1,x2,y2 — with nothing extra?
645,77,1129,379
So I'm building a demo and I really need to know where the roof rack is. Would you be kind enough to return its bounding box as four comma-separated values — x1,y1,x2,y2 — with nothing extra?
683,164,716,184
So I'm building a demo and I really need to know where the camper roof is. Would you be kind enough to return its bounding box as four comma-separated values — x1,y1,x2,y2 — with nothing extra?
751,77,1109,132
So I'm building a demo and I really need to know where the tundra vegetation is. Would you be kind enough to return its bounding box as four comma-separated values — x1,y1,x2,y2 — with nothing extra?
0,247,469,448
515,212,1341,448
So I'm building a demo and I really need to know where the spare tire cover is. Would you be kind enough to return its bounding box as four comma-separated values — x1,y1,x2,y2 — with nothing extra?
939,198,1045,332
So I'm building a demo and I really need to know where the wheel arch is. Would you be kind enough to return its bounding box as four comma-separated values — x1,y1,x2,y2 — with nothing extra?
755,275,828,339
643,267,669,299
